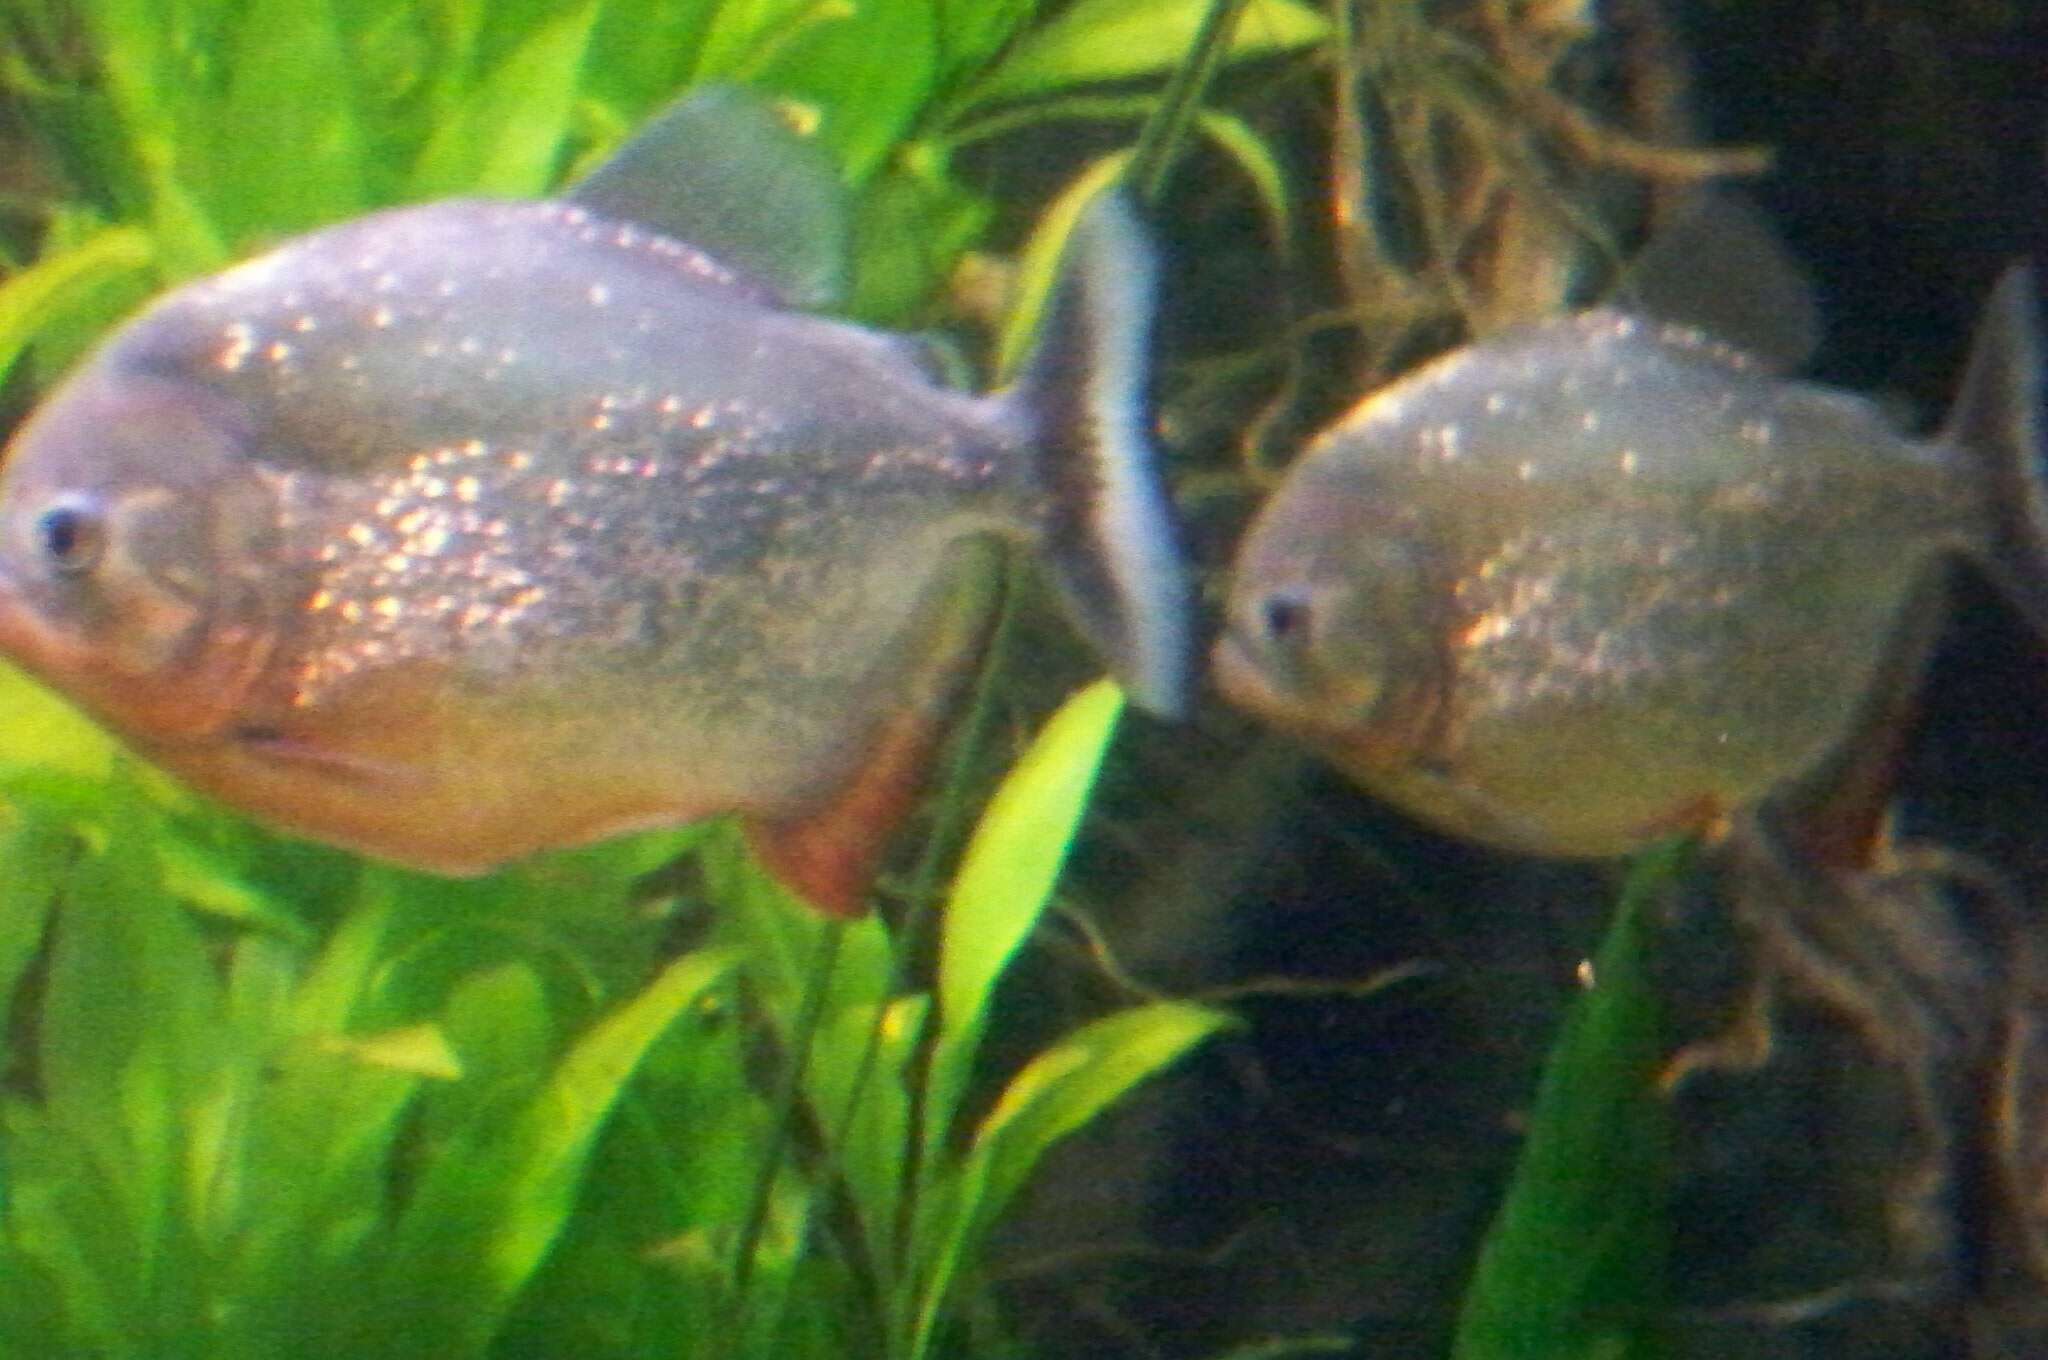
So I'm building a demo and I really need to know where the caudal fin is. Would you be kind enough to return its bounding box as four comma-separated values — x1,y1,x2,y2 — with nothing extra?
1944,264,2048,638
1007,188,1193,719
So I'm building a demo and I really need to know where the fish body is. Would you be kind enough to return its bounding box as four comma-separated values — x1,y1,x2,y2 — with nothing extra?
0,101,1189,914
1217,275,2045,859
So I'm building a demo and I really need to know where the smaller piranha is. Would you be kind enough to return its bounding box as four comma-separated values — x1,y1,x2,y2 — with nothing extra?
1215,266,2046,862
0,88,1191,914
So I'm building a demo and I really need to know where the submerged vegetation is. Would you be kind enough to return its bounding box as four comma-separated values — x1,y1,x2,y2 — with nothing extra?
1,0,2022,1356
0,1,1314,1356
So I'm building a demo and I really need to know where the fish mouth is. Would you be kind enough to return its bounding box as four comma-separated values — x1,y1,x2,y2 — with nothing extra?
1209,631,1265,710
1211,629,1320,735
0,570,85,687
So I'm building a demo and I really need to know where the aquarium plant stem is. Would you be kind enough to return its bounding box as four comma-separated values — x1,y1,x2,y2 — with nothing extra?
729,917,846,1313
1126,0,1254,205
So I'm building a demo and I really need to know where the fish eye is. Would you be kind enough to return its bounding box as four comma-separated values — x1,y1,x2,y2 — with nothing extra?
33,498,106,576
1258,588,1312,643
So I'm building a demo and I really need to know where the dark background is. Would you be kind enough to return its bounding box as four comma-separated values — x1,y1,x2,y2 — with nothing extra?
988,3,2048,1356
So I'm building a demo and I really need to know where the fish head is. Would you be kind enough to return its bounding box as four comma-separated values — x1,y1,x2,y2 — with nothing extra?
1214,457,1447,766
0,360,287,748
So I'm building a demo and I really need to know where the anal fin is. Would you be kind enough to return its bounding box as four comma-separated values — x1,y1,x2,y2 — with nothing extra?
743,547,1003,917
744,698,952,919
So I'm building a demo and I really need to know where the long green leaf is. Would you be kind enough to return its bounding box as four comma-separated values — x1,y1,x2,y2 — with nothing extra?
911,1000,1233,1358
956,0,1327,112
0,815,66,1035
80,0,230,272
928,679,1126,1148
375,946,737,1357
406,0,601,198
991,154,1128,379
749,0,938,182
1451,842,1689,1360
935,0,1039,87
215,0,368,237
33,778,226,1346
0,226,152,386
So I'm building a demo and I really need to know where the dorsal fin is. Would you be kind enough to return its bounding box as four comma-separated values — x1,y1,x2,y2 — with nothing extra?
568,84,850,310
1942,264,2048,640
1616,188,1822,373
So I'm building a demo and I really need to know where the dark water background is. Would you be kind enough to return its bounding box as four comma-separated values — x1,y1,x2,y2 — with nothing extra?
987,4,2048,1356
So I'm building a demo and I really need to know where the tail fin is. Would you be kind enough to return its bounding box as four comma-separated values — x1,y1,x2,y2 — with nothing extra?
1007,188,1193,719
1945,264,2048,638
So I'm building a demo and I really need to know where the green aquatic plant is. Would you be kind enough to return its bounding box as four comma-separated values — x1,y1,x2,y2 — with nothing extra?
0,0,1324,1355
0,665,1232,1358
1453,842,1690,1360
0,0,1323,368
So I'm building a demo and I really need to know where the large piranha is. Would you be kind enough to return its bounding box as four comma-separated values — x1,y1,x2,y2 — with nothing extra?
0,88,1192,915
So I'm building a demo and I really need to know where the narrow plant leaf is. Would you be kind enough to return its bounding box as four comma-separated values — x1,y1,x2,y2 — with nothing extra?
691,0,847,87
79,0,230,271
375,947,738,1357
155,831,314,941
935,0,1039,87
1451,841,1690,1360
322,1023,463,1079
0,225,152,386
911,1000,1233,1358
992,153,1127,381
1194,108,1296,242
215,0,367,237
957,0,1328,113
750,0,938,182
33,779,228,1344
287,867,398,1037
809,993,926,1266
406,0,601,198
0,814,66,1031
846,150,993,325
0,1099,135,1352
223,1049,437,1356
928,678,1125,1145
970,1000,1231,1229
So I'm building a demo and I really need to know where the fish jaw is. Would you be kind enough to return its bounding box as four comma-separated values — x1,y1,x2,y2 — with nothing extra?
1212,627,1414,772
0,566,274,748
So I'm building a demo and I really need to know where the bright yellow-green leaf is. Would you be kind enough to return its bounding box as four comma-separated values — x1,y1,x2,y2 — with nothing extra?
971,1001,1231,1213
155,833,314,941
377,946,738,1355
938,678,1123,1038
911,999,1233,1358
918,673,1126,1256
407,0,600,198
993,155,1129,380
959,0,1328,112
322,1023,463,1080
0,664,121,784
0,226,153,388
